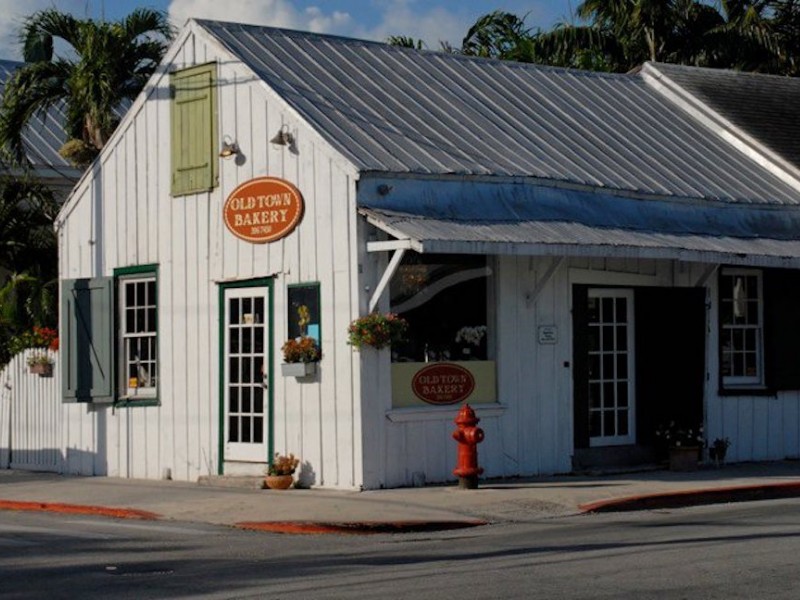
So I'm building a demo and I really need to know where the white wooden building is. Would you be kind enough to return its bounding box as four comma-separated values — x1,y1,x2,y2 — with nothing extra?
54,20,800,489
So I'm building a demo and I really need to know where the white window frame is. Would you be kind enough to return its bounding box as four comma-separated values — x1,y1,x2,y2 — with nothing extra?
118,273,158,399
720,268,764,388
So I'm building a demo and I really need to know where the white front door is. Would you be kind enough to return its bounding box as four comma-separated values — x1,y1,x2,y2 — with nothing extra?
223,286,270,462
588,289,635,446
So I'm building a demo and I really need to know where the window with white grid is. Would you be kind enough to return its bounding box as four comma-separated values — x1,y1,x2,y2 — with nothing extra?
720,269,763,387
120,275,158,397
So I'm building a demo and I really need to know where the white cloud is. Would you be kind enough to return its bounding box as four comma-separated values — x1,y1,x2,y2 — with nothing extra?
0,0,77,60
167,0,471,49
168,0,313,31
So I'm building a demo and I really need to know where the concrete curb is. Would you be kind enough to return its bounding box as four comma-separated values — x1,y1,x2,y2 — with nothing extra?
579,481,800,513
0,499,160,520
235,520,489,535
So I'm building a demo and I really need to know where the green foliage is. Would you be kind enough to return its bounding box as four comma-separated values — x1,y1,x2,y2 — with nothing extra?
0,176,59,365
391,3,800,75
0,8,174,166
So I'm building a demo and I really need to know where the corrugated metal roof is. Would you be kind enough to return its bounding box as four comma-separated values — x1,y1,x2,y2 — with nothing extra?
646,62,800,170
0,60,75,174
198,20,800,206
362,207,800,268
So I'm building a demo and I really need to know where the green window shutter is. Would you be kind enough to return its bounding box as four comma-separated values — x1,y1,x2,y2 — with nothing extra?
170,63,218,196
61,278,115,403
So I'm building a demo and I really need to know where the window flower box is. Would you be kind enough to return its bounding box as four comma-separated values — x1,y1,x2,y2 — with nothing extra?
280,362,317,377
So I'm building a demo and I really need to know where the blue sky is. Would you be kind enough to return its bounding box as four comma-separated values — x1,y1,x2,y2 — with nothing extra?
0,1,578,60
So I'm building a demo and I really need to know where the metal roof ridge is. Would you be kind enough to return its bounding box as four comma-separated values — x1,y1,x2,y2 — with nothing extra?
641,62,800,195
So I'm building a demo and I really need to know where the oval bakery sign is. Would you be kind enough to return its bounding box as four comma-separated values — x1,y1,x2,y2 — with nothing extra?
223,177,304,243
411,363,476,405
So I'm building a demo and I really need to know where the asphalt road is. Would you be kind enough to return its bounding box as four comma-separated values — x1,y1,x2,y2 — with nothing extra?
2,499,800,599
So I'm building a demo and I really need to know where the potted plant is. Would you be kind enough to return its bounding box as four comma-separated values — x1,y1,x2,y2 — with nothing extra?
281,336,321,377
27,352,54,377
347,312,408,350
281,304,321,377
655,421,704,471
265,452,300,490
708,437,731,467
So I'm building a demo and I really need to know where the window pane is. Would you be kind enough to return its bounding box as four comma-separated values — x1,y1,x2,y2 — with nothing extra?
616,355,628,379
616,326,627,350
147,281,156,305
603,354,614,379
615,297,627,323
617,410,628,436
230,299,240,324
603,382,615,408
254,417,263,444
228,387,239,412
242,327,252,353
241,417,251,443
602,326,615,351
253,386,264,413
229,416,239,442
601,298,613,323
241,386,251,414
587,326,600,352
229,358,239,383
617,382,628,407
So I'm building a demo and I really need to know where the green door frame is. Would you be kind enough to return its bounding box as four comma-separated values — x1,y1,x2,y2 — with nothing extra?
217,278,274,474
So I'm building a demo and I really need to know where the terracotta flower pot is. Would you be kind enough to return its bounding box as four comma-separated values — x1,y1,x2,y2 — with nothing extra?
265,474,294,490
669,446,700,472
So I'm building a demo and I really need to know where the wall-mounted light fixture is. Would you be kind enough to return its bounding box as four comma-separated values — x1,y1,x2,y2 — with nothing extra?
270,124,294,147
219,135,239,159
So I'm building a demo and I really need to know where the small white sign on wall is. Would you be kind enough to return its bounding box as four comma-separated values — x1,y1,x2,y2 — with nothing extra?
538,325,558,345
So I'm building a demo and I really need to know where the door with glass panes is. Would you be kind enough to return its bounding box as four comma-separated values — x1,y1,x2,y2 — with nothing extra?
223,285,270,463
587,289,635,446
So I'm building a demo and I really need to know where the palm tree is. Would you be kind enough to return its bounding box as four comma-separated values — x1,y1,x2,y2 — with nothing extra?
0,8,173,167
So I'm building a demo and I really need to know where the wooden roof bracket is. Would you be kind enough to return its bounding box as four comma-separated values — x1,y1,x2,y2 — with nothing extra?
367,240,412,313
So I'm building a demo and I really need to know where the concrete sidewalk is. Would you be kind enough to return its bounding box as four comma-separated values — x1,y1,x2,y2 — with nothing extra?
2,462,800,533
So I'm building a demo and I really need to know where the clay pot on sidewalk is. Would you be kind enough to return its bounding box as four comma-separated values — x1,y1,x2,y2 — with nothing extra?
265,475,294,490
669,446,700,471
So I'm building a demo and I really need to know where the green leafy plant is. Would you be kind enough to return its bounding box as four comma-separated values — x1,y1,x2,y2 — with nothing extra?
347,312,408,350
267,452,299,476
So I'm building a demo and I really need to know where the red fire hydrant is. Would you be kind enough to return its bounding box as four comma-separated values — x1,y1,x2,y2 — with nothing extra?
452,404,484,489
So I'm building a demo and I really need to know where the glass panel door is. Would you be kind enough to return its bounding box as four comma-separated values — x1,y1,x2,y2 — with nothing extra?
224,286,269,462
587,289,635,446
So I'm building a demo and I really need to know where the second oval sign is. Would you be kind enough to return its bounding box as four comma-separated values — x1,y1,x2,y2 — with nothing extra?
223,177,304,244
411,363,476,405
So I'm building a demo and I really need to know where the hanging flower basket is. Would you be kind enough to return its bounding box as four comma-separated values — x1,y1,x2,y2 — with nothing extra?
347,312,408,350
27,352,54,377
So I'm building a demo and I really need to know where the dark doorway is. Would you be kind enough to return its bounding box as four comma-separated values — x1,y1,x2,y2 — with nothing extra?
573,285,705,469
635,287,705,458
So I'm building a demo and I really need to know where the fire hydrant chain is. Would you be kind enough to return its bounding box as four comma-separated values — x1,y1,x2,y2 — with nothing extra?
452,404,484,489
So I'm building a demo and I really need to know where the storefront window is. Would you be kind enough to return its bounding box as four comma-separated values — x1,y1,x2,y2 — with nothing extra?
390,254,492,363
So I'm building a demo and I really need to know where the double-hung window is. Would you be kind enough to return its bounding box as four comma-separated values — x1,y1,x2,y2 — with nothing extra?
117,267,158,400
62,265,159,404
719,268,763,387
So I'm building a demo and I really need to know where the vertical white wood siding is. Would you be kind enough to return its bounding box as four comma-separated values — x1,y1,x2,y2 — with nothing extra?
56,29,363,488
0,350,61,471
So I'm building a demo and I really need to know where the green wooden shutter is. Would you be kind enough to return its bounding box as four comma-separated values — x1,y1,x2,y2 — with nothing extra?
170,63,218,196
61,278,115,403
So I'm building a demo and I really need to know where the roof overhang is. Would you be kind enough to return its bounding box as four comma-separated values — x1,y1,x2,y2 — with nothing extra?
361,207,800,269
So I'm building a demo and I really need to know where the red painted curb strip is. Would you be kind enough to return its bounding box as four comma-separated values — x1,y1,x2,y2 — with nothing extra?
236,520,488,535
0,499,160,520
579,481,800,513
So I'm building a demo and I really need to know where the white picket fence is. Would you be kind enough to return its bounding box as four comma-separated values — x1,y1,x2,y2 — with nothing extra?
0,349,62,472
